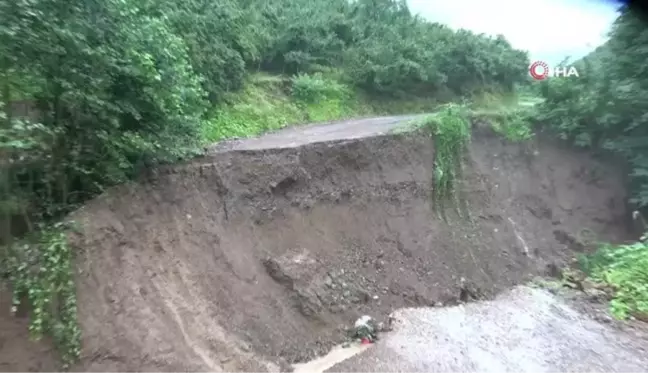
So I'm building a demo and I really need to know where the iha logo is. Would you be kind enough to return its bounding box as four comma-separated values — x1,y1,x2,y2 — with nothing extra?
529,61,579,80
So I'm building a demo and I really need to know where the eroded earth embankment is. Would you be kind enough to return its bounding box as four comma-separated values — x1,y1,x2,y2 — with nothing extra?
0,117,633,371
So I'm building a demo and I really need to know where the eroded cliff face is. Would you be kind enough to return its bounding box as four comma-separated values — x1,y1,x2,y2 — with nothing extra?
4,127,628,372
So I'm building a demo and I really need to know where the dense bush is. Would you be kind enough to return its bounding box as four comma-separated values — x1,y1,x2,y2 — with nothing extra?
580,238,648,320
1,0,208,363
291,73,350,103
1,0,532,230
534,6,648,321
534,6,648,208
266,0,530,96
0,0,208,226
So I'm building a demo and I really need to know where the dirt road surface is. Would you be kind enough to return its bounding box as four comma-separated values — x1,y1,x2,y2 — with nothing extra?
326,286,648,373
207,115,423,152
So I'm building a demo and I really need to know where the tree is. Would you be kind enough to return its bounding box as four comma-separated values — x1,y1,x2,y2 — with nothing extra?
535,5,648,208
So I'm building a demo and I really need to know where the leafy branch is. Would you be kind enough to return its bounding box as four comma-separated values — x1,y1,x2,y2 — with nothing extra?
2,222,80,367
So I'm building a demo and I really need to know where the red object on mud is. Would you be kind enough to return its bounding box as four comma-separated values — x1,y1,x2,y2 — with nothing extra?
361,338,372,345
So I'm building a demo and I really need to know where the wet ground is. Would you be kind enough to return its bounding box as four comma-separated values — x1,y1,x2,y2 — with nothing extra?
5,113,640,372
207,115,422,152
292,343,372,373
325,286,648,372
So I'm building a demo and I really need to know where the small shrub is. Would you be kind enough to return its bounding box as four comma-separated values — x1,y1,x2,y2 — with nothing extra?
201,81,305,142
492,111,534,142
580,238,648,320
2,222,81,368
290,73,350,104
426,104,471,213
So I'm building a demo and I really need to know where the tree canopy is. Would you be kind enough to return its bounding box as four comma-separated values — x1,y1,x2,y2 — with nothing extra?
5,0,648,365
535,5,648,208
0,0,530,234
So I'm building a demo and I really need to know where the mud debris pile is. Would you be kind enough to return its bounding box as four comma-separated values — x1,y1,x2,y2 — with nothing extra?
1,119,633,371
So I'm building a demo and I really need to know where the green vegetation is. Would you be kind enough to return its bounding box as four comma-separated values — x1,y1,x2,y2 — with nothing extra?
1,222,80,366
393,105,471,217
393,91,534,219
579,239,648,320
202,73,375,141
532,5,648,321
201,75,304,141
490,111,534,142
469,91,537,142
0,0,530,365
429,106,471,215
2,0,647,363
533,6,648,209
2,0,646,358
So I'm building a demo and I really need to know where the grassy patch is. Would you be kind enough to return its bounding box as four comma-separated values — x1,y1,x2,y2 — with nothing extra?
200,73,379,143
201,74,304,142
390,113,437,134
346,101,471,219
578,238,648,320
397,105,471,215
389,92,543,218
490,111,534,142
430,105,471,215
200,73,451,144
469,91,538,142
393,91,539,143
388,104,471,216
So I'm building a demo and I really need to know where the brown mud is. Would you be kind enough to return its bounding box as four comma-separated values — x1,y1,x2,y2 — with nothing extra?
0,117,633,371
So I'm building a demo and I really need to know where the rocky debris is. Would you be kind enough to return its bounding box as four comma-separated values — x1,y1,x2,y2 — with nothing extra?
263,249,374,318
328,286,648,373
320,269,372,310
263,248,325,317
581,279,613,303
560,268,588,291
532,270,614,305
340,314,395,348
458,277,484,303
545,262,562,278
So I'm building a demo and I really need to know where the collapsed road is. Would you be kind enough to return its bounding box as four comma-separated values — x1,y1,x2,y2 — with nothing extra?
2,115,646,372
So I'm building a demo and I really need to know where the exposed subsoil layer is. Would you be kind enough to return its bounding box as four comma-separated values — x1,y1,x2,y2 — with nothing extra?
0,116,635,371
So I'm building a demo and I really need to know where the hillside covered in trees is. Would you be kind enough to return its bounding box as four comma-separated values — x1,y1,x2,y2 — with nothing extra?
4,0,648,368
0,0,529,235
535,5,648,209
533,4,648,324
0,3,532,362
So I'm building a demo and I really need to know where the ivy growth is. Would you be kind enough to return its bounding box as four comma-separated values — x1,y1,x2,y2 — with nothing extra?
427,105,471,216
2,222,81,368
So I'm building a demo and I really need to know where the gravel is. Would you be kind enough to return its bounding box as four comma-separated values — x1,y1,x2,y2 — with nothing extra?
326,285,648,372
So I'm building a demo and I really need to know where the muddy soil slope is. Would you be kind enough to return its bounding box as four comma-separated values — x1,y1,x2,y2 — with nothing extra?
0,116,632,371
